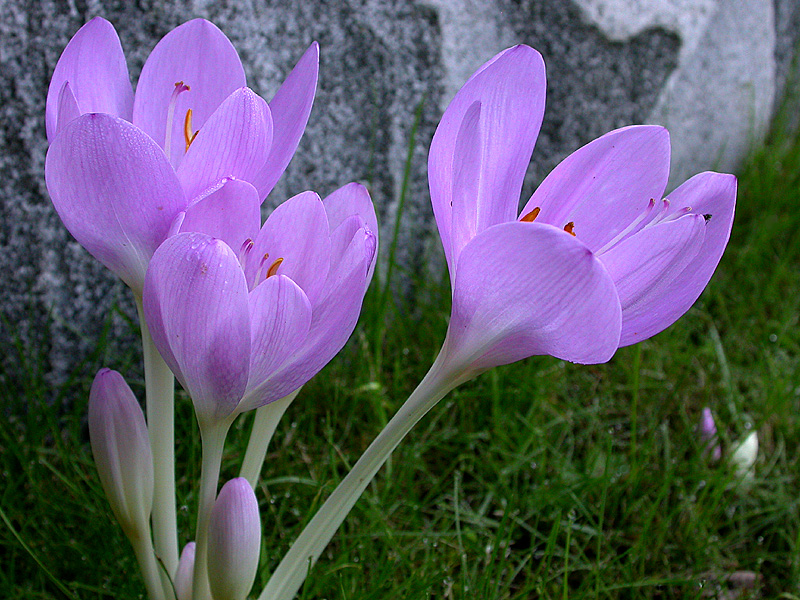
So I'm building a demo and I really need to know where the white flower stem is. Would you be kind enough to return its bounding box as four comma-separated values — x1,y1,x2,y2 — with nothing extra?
135,297,179,580
131,530,168,600
192,419,232,600
239,389,300,488
258,354,469,600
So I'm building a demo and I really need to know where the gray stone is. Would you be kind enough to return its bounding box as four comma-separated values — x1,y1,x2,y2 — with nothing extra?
0,0,796,390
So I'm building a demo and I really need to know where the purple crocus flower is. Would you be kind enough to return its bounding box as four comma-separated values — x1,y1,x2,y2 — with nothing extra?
429,45,736,373
45,17,318,294
143,183,378,427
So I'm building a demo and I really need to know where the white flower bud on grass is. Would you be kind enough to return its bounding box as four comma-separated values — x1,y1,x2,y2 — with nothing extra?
731,431,758,480
88,368,154,540
207,478,261,600
175,542,196,600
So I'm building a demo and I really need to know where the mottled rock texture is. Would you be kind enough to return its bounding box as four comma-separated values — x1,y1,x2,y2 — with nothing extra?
0,0,797,390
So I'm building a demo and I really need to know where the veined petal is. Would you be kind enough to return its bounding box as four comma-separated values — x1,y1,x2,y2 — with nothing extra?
45,113,186,293
177,88,273,200
522,125,670,252
617,172,736,346
450,101,482,271
252,42,319,200
599,214,706,346
132,19,246,168
239,275,312,412
322,182,378,282
243,225,375,405
445,222,621,370
429,45,546,275
46,17,133,142
55,82,81,137
143,233,250,425
179,178,261,253
248,191,331,303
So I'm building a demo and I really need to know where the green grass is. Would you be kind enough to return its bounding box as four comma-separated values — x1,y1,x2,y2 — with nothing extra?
3,93,800,600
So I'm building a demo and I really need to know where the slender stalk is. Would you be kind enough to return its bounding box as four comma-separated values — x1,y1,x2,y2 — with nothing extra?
135,297,179,577
131,531,167,600
192,419,232,600
240,389,300,488
258,355,469,600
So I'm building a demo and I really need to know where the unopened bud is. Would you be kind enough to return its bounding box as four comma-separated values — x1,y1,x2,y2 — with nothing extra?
88,368,153,539
207,478,261,600
174,542,196,600
730,431,758,480
699,407,722,461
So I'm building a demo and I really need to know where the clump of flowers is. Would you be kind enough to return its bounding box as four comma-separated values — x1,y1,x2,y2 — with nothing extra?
46,19,735,600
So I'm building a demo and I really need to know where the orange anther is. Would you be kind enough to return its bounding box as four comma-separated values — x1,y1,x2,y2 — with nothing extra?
564,222,575,236
184,109,198,151
520,206,541,223
266,258,284,278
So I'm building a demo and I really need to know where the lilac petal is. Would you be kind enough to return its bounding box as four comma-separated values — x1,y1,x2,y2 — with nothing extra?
177,88,273,200
55,82,81,137
252,42,319,200
521,126,670,253
45,113,186,292
322,182,378,281
446,222,621,370
243,225,375,405
429,45,546,275
599,214,706,346
174,542,196,600
143,233,250,425
617,172,736,346
238,275,312,412
248,192,331,303
46,17,133,142
179,178,261,253
132,19,246,168
449,100,483,270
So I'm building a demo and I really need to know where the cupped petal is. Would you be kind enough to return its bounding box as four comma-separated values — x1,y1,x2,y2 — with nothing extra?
132,19,246,167
177,88,273,200
46,17,133,142
143,233,250,425
429,44,546,274
242,225,375,405
616,172,736,346
238,274,312,412
445,222,621,371
599,214,706,346
248,191,331,303
322,182,378,282
521,125,671,253
251,41,319,200
45,113,186,293
55,82,81,137
178,178,261,253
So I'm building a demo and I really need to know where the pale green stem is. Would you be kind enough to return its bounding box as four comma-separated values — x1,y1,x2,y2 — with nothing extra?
130,527,167,600
239,389,300,488
192,419,233,600
258,354,470,600
135,297,179,578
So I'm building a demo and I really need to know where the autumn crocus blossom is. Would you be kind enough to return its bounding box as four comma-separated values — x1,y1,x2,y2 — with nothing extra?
143,183,378,427
45,17,318,294
429,44,736,375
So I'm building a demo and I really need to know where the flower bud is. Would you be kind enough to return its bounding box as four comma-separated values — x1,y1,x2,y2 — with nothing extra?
730,430,758,480
88,368,154,539
207,478,261,600
699,407,722,461
174,542,196,600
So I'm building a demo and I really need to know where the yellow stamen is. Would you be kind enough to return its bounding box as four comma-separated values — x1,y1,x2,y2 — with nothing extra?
564,222,576,236
184,109,198,151
520,206,541,223
266,258,284,278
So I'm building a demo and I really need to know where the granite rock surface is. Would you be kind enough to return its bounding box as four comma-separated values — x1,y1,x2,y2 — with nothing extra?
0,0,796,389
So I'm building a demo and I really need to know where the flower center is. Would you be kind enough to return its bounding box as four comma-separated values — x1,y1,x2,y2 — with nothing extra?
240,242,286,290
165,81,190,158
